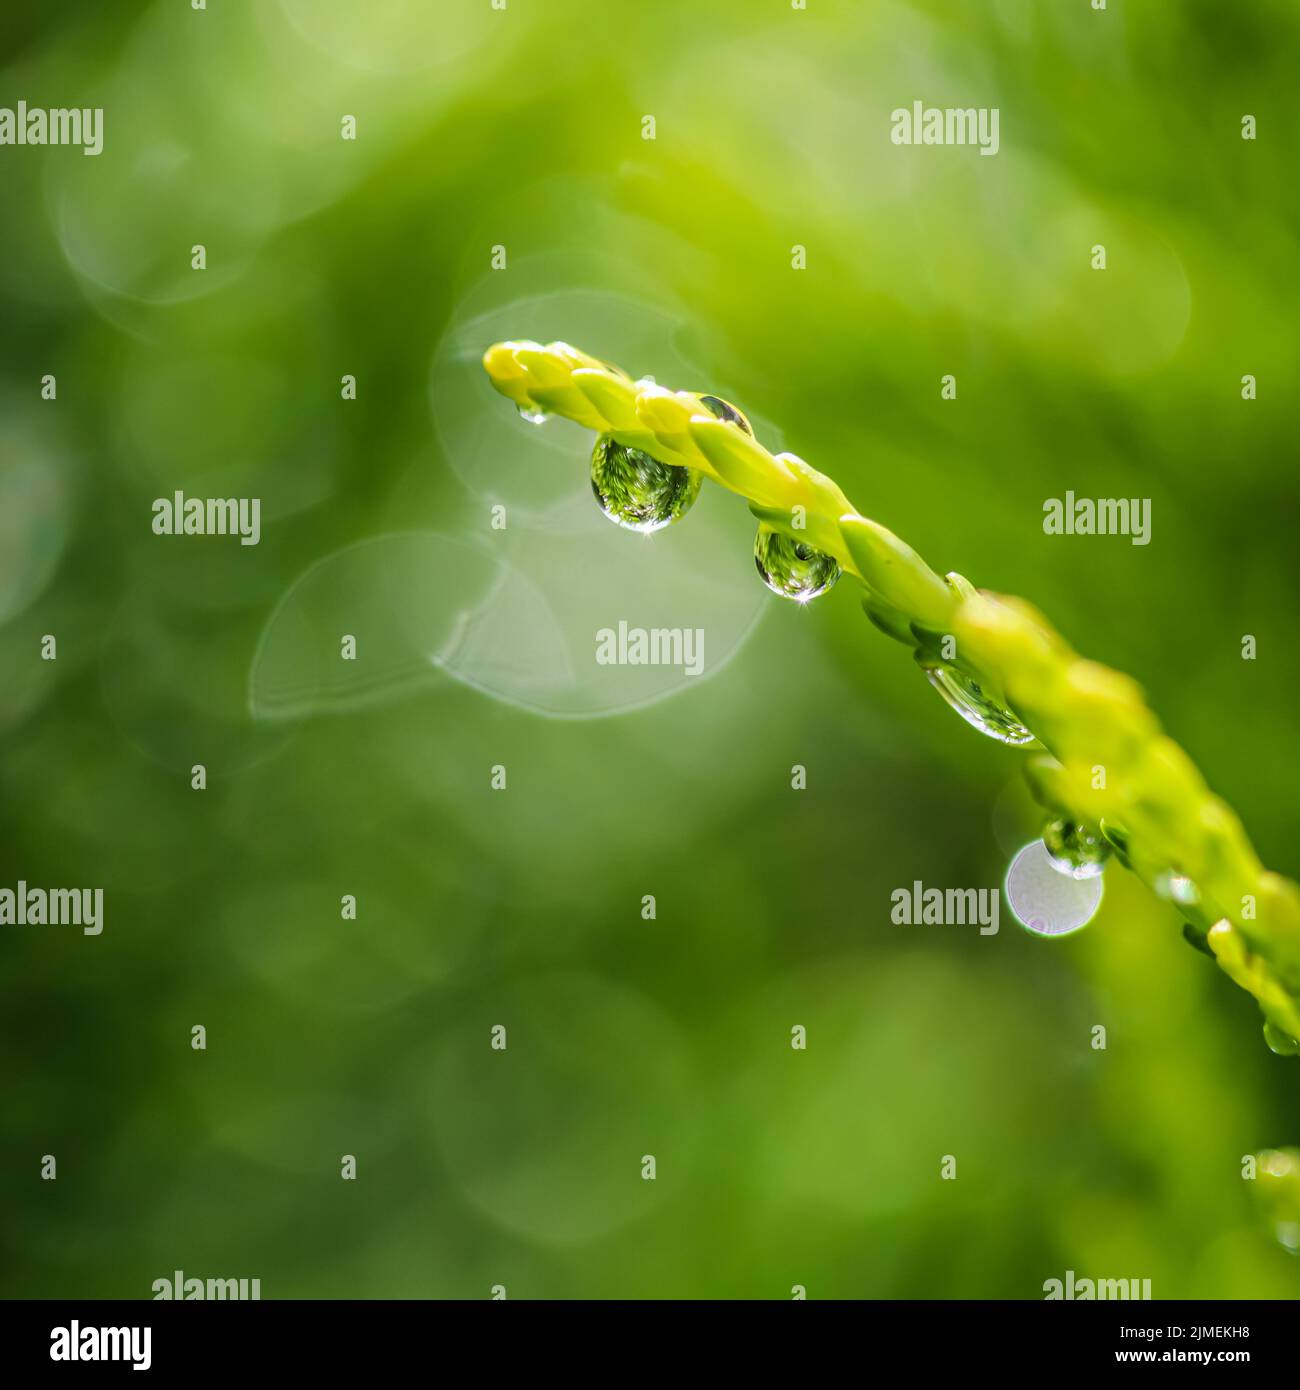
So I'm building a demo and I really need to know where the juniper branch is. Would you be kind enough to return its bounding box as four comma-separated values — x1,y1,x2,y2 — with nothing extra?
482,339,1300,1044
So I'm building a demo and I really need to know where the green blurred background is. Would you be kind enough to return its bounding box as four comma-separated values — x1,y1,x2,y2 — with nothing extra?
2,0,1298,1298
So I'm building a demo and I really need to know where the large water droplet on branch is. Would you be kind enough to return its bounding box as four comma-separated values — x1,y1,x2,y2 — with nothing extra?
1043,818,1111,880
1263,1022,1300,1057
753,525,840,602
916,654,1035,745
590,435,702,534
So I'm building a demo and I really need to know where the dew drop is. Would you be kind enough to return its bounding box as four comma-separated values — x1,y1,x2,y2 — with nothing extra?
1005,839,1103,936
1043,818,1111,880
753,525,840,602
1264,1021,1300,1057
1156,871,1200,907
517,404,551,425
590,435,702,534
916,653,1036,746
1170,875,1200,906
698,394,753,436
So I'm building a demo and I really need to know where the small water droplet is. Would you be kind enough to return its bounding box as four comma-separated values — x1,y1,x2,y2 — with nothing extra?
1171,875,1199,906
1156,871,1200,907
916,654,1036,746
517,404,551,425
698,395,753,436
1006,839,1104,936
589,435,702,534
753,525,840,602
1043,818,1111,880
1264,1021,1300,1056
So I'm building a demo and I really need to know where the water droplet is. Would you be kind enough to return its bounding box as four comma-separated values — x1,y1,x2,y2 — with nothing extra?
916,653,1036,746
1170,875,1199,906
753,525,840,602
1006,840,1103,936
517,404,551,425
697,395,753,436
589,435,702,534
1043,818,1111,880
1156,871,1200,907
1264,1021,1300,1056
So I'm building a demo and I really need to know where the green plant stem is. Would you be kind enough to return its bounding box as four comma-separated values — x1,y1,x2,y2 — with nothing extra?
483,339,1300,1043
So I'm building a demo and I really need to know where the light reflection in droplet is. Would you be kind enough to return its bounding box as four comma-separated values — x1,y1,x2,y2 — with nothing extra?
590,436,702,534
754,525,840,602
1043,817,1111,880
1005,839,1103,937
